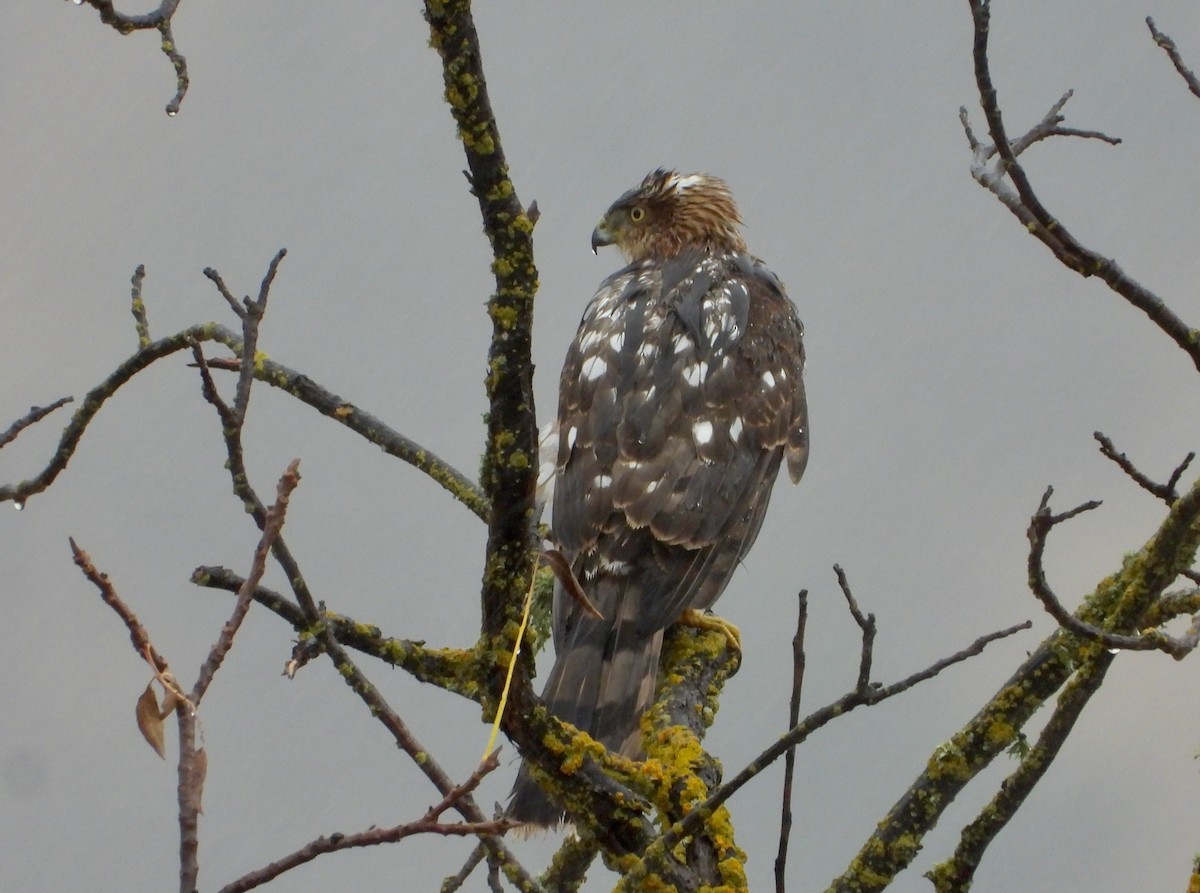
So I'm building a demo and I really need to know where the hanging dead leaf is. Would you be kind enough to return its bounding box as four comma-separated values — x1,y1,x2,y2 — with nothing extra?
159,686,180,719
192,747,208,814
136,684,166,759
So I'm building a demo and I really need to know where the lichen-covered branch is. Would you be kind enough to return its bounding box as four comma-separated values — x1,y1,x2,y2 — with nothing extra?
830,469,1200,892
618,625,747,891
422,0,540,650
1028,487,1200,658
0,316,486,520
191,565,482,698
927,649,1115,892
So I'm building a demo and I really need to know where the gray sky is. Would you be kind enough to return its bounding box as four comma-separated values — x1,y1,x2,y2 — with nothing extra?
3,2,1200,891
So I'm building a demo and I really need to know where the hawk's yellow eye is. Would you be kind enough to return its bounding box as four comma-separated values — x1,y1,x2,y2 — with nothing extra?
629,206,646,222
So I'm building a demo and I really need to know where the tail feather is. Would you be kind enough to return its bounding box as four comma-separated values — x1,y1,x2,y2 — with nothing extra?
508,578,663,826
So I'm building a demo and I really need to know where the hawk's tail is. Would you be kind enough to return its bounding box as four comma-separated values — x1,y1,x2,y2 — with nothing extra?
508,590,664,827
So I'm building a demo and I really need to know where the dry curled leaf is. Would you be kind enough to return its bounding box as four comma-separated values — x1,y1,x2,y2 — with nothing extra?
135,683,166,759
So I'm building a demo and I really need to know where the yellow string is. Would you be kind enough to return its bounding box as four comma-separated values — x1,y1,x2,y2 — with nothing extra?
485,564,537,760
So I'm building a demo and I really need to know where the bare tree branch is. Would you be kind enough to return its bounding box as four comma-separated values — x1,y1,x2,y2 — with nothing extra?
1095,431,1193,504
963,0,1200,373
190,565,481,696
835,565,876,693
775,590,809,893
663,618,1031,865
1028,486,1200,659
928,649,1114,892
77,1,188,113
129,264,150,347
217,752,517,893
1147,17,1200,100
191,460,300,703
421,0,541,703
833,461,1200,891
0,316,485,520
0,397,73,451
189,270,542,891
442,843,487,893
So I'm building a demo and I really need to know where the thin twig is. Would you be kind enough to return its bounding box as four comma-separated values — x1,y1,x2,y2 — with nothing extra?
69,537,170,675
964,0,1200,373
218,751,512,893
191,460,300,704
1028,487,1200,658
217,820,520,893
230,249,287,423
775,590,808,893
1147,17,1200,100
0,319,485,517
834,565,876,693
487,852,505,893
195,310,540,891
190,566,478,694
314,636,542,892
442,843,487,893
659,619,1031,856
203,267,244,318
1094,431,1192,504
158,21,188,116
130,264,151,348
78,1,188,113
0,397,73,450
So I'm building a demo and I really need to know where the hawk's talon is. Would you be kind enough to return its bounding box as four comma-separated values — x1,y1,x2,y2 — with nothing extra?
678,608,742,654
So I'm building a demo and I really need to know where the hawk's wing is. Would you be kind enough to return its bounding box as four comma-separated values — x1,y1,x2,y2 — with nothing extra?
508,249,806,826
553,249,807,635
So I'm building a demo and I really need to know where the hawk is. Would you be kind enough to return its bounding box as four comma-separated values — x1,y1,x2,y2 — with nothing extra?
509,169,808,825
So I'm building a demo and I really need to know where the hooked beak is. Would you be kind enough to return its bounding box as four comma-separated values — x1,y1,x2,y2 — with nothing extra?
590,219,615,255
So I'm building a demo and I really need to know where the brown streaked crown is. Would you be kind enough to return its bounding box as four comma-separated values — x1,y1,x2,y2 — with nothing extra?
593,169,748,262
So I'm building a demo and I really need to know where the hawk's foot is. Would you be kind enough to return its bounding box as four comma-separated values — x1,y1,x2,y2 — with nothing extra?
678,609,742,654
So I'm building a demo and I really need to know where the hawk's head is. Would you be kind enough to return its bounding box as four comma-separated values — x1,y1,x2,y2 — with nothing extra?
591,169,747,263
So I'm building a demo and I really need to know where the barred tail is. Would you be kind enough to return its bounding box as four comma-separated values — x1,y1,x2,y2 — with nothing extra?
508,580,664,826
